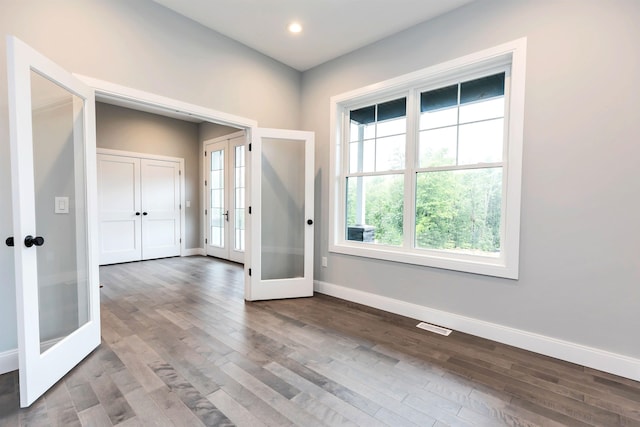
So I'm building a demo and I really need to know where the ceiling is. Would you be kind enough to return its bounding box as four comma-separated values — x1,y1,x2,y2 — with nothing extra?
151,0,475,71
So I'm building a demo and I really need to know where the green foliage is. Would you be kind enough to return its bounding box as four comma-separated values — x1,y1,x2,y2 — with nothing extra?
415,168,502,253
346,175,403,245
347,169,502,254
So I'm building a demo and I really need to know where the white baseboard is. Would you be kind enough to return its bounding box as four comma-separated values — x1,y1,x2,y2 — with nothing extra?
0,349,18,375
183,248,205,256
314,280,640,382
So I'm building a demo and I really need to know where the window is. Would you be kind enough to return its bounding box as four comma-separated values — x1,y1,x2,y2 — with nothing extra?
330,39,526,278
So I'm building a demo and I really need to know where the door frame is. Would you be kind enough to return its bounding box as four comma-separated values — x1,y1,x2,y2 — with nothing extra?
202,131,246,263
97,148,186,259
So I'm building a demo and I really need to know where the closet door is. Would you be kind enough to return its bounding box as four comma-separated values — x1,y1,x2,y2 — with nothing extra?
97,154,142,264
140,158,181,260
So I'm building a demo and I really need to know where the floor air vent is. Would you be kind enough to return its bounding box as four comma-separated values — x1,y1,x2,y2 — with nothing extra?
416,322,452,336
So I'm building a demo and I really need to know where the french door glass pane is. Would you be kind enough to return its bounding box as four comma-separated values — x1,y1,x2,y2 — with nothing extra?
346,174,404,246
415,167,502,255
30,70,89,354
234,145,245,251
210,149,224,248
261,138,305,280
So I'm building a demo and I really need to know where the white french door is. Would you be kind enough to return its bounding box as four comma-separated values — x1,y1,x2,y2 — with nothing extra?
6,36,100,407
205,133,246,263
246,128,315,301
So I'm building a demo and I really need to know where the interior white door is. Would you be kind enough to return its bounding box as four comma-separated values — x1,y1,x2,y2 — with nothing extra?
97,154,142,264
140,158,181,260
205,134,246,263
246,128,314,301
6,36,100,407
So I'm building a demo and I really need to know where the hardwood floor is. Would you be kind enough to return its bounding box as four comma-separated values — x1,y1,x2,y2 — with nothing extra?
1,256,639,426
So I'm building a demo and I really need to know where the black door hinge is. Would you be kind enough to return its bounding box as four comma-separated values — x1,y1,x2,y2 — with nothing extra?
248,143,252,151
248,268,252,276
248,206,252,214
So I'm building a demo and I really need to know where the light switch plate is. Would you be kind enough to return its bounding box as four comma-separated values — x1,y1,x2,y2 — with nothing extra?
55,196,69,214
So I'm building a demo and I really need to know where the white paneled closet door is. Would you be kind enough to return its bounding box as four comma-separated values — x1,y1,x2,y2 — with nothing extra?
97,152,182,265
97,154,142,264
140,158,181,260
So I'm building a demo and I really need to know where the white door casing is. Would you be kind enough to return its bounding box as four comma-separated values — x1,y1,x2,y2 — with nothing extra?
246,128,315,301
6,36,101,408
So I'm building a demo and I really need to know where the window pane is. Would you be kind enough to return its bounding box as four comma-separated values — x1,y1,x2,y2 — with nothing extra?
377,97,406,121
460,73,505,104
349,139,375,173
235,145,245,167
350,121,375,142
211,169,223,189
420,84,458,112
459,97,504,124
211,189,222,209
415,168,502,254
458,118,503,165
346,175,404,246
418,126,457,168
419,106,458,130
350,104,375,125
211,150,223,170
377,117,406,138
375,134,405,171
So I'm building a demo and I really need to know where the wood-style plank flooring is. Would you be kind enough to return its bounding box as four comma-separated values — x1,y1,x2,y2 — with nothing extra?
1,256,639,426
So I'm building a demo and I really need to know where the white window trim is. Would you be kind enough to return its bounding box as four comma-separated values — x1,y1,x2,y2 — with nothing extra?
329,38,527,279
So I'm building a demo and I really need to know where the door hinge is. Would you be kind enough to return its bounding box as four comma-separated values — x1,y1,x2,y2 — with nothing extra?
248,143,252,151
180,238,182,243
179,170,182,176
248,206,252,214
205,209,208,215
204,151,207,157
248,268,252,276
205,238,208,244
205,180,207,186
179,204,182,209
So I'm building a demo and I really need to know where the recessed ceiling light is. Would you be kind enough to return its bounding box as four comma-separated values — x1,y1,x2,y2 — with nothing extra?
288,22,302,34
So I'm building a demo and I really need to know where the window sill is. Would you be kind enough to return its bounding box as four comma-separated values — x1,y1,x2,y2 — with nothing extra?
329,241,518,279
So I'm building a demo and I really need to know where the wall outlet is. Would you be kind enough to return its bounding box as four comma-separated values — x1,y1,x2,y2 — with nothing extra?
321,256,328,267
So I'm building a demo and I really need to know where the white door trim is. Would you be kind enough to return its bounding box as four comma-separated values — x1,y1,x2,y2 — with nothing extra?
97,148,186,257
74,75,258,130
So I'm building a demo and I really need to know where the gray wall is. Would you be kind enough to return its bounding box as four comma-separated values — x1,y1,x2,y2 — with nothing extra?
0,0,301,353
199,122,241,142
303,0,640,358
96,102,201,249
